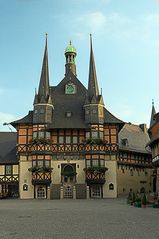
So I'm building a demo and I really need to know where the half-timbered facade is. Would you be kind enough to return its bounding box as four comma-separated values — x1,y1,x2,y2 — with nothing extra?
117,123,152,195
6,35,153,199
0,132,19,198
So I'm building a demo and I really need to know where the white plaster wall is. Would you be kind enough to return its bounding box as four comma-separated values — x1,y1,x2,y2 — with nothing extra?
51,160,85,184
117,167,152,195
19,156,34,199
103,159,117,198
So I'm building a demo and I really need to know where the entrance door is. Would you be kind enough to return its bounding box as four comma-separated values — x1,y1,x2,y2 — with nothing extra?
64,186,73,198
8,184,19,198
37,186,46,199
91,185,101,198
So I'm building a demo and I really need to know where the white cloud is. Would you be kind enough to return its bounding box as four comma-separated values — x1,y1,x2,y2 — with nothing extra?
77,12,107,33
75,11,159,47
75,11,135,39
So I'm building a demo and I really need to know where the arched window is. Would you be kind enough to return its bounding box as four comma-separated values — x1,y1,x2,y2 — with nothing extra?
109,183,114,190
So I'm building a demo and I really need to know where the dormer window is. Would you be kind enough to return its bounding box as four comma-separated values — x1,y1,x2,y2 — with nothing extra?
121,138,128,146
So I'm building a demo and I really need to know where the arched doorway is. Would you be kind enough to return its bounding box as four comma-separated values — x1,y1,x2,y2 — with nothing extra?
62,165,75,183
62,165,75,198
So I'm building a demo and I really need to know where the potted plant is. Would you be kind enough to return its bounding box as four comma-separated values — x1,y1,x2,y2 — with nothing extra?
134,197,141,207
132,192,136,205
153,197,159,208
28,166,53,173
127,192,133,205
142,194,147,208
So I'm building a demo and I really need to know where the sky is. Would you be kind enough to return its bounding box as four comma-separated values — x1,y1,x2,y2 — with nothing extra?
0,0,159,131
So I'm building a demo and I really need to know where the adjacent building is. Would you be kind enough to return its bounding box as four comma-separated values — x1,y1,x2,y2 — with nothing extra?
148,102,159,193
0,132,18,197
118,123,152,195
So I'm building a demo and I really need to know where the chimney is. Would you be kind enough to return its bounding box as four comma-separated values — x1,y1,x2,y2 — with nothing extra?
139,124,147,133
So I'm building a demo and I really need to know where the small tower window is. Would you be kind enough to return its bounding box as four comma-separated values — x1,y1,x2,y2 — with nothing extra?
40,109,45,114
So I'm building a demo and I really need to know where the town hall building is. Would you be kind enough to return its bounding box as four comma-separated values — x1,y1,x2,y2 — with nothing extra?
0,35,153,199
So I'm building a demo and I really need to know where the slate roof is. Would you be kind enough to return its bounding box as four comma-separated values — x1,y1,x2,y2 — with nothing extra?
119,123,151,154
0,132,18,164
104,108,124,126
11,75,123,129
11,111,33,128
48,73,87,129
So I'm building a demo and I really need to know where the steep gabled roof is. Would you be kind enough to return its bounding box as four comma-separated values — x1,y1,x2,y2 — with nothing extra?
0,132,18,164
87,35,99,103
11,111,33,127
150,101,156,128
119,123,151,154
47,72,87,129
37,34,50,103
104,108,124,126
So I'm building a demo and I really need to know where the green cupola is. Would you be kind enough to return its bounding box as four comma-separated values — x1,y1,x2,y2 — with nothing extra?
65,41,76,54
65,41,77,76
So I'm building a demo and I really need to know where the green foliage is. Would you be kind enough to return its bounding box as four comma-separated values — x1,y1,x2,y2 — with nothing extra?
127,192,132,201
134,202,141,207
135,197,141,203
28,166,53,173
85,138,107,145
132,192,136,203
30,138,52,144
142,194,147,205
84,166,108,173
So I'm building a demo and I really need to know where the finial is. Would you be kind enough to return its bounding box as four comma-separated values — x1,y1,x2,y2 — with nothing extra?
45,33,48,46
101,88,102,95
35,88,37,95
152,99,154,106
90,34,93,50
69,40,72,45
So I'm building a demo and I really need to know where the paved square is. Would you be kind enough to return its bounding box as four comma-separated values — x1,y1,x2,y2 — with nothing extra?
0,198,158,239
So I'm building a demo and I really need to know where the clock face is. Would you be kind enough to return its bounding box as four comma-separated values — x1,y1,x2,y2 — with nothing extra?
65,82,76,94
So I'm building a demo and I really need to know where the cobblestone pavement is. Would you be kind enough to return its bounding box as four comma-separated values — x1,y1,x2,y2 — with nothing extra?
0,198,158,239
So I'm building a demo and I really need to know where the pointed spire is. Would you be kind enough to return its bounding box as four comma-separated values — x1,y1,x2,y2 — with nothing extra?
38,33,50,102
150,99,156,127
88,34,99,103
